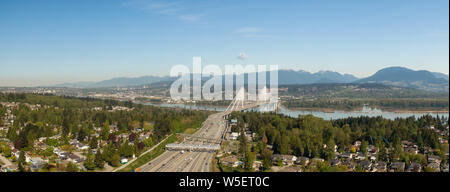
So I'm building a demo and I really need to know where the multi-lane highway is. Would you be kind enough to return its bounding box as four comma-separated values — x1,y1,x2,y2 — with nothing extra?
137,100,267,172
138,112,227,172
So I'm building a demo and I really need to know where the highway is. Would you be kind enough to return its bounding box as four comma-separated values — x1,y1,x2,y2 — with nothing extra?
138,112,227,172
137,101,266,172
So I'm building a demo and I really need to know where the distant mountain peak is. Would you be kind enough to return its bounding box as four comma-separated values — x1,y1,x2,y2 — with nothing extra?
277,69,358,85
53,67,448,92
356,67,448,92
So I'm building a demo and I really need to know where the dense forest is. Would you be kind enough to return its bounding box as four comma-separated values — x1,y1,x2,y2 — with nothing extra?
279,83,449,99
228,111,449,171
282,98,449,111
0,93,208,170
279,83,449,111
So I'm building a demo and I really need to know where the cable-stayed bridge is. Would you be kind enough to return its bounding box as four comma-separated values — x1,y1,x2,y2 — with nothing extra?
139,87,278,172
166,87,278,152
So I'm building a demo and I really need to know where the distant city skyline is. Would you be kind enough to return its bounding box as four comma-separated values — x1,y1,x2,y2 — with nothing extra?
0,0,449,87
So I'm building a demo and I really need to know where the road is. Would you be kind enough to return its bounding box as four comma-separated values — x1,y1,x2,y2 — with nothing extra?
113,134,173,172
137,102,265,172
138,112,227,172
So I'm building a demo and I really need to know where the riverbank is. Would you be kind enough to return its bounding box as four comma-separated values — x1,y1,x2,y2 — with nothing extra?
281,105,449,113
143,101,449,114
139,101,449,120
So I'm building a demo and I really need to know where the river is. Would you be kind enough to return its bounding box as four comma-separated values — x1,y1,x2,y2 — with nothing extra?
141,102,449,120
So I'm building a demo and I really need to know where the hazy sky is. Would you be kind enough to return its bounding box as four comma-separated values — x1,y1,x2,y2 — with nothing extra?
0,0,448,86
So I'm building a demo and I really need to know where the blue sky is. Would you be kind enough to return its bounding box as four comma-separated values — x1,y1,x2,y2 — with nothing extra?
0,0,448,86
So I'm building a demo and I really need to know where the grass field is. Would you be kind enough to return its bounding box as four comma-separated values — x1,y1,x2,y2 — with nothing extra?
183,128,197,134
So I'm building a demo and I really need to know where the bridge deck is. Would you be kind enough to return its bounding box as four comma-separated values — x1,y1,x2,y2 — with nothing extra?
165,143,220,152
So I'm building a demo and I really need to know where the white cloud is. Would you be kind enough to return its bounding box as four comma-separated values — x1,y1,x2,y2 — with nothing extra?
179,14,199,22
234,27,262,34
123,0,201,23
146,2,178,10
237,52,248,60
234,27,277,38
157,8,183,16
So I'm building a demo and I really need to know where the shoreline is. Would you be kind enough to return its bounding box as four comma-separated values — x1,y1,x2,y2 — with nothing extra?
142,101,449,114
281,106,449,114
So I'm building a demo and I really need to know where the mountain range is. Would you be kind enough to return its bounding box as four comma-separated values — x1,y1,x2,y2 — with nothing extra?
355,67,448,92
54,67,449,92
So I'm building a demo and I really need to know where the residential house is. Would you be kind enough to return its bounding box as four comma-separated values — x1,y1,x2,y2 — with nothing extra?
404,147,419,154
139,133,151,142
57,152,70,161
406,162,422,172
229,132,239,140
253,161,262,171
441,164,449,172
427,155,441,164
279,166,302,172
76,143,89,150
374,161,387,172
342,160,356,171
390,162,405,172
341,152,353,160
222,156,240,168
355,152,366,161
272,154,297,166
367,145,377,154
282,155,297,166
68,154,84,164
30,157,46,170
330,159,341,166
308,158,325,167
359,160,372,172
427,162,441,172
230,119,238,125
295,157,310,166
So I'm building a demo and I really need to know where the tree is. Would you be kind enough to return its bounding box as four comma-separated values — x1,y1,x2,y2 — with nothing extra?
350,146,357,153
2,145,11,157
84,151,96,170
424,166,436,172
261,148,272,171
101,121,110,141
243,152,255,171
44,146,54,157
89,137,98,149
111,153,121,167
77,125,88,141
14,139,24,150
17,150,26,172
119,141,134,158
94,150,105,169
108,133,117,143
360,140,368,155
66,162,79,172
46,138,59,147
322,139,335,161
262,132,268,144
129,133,137,142
137,142,145,151
239,130,247,155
